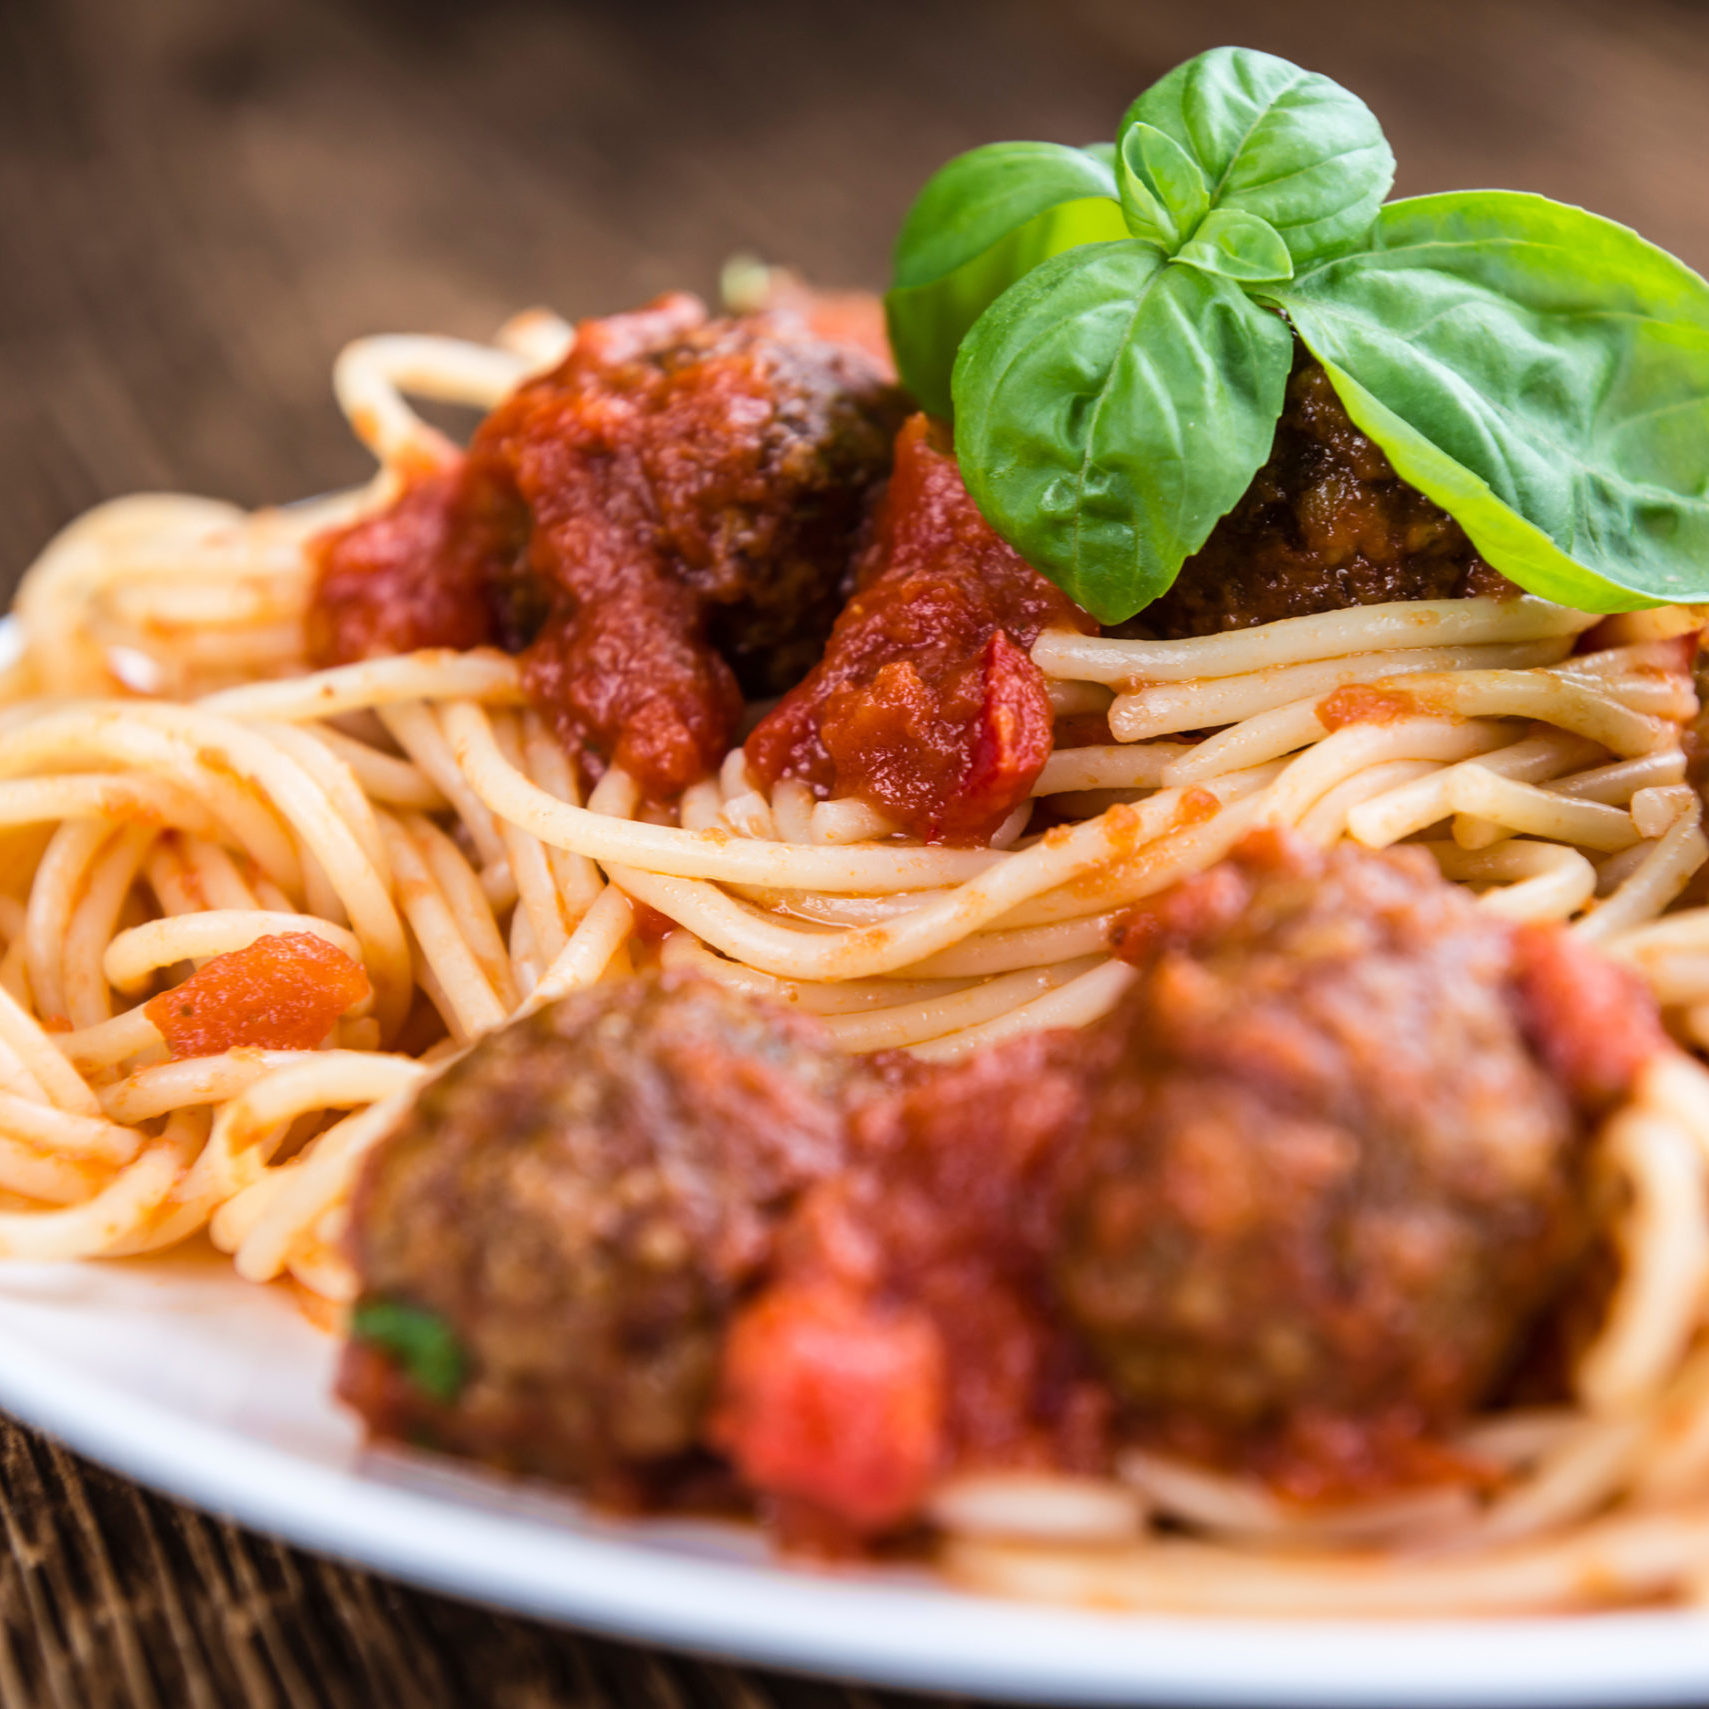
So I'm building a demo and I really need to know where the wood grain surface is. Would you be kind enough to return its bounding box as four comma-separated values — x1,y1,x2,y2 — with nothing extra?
0,0,1707,1702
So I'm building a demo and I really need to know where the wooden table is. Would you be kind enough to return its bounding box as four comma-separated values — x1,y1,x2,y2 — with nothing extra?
0,0,1706,1700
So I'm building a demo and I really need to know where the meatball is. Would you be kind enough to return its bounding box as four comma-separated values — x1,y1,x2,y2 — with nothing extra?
1138,352,1512,638
338,971,852,1496
501,294,905,702
1053,831,1600,1492
312,293,905,795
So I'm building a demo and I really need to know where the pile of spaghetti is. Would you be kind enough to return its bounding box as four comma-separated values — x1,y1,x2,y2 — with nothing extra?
4,309,1709,1613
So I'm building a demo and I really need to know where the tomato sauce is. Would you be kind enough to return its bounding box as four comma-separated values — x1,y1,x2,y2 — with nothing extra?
1316,683,1419,730
1511,921,1669,1114
712,1034,1110,1541
310,295,901,798
307,468,503,665
745,415,1095,844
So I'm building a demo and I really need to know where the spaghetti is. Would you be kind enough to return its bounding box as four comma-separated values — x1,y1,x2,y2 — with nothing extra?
8,313,1709,1613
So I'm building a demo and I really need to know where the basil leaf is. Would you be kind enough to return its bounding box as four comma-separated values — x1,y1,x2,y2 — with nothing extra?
1124,46,1393,270
1117,123,1208,250
890,141,1120,292
953,242,1293,623
352,1296,467,1403
1178,208,1294,285
1279,190,1709,610
886,142,1126,417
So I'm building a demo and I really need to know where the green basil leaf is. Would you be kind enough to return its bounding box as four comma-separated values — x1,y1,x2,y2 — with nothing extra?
1124,46,1393,270
886,141,1126,417
1177,208,1294,285
1279,190,1709,610
889,141,1120,291
952,241,1294,623
352,1296,468,1403
1117,123,1208,250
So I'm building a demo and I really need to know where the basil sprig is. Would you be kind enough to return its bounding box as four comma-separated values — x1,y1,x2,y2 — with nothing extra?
886,46,1709,624
953,245,1293,625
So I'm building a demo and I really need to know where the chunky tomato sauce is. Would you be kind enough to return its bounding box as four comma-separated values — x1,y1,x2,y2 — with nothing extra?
308,468,501,664
146,932,370,1058
745,415,1094,843
712,1034,1109,1537
1510,922,1667,1113
311,295,900,798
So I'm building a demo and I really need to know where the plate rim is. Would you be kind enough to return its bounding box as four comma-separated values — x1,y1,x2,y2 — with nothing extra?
0,1274,1708,1706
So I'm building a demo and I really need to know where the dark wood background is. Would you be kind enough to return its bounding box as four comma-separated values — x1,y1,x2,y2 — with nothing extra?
1,0,1707,1702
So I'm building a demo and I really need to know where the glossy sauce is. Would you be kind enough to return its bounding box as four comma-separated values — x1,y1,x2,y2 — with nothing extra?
713,1033,1108,1540
311,295,901,797
745,415,1094,843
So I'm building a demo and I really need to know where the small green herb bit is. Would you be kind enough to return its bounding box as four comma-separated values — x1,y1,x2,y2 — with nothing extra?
351,1296,467,1403
888,45,1709,623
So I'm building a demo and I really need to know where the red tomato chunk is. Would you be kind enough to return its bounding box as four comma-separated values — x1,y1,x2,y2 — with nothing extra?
145,932,370,1058
746,414,1093,843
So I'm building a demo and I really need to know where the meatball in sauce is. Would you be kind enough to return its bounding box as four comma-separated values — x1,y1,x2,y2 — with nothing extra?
339,972,854,1502
311,294,904,796
1136,352,1514,639
341,838,1664,1543
310,291,1526,846
1055,832,1643,1498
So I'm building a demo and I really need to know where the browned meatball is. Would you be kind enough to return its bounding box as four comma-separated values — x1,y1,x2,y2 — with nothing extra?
1138,351,1512,638
1052,831,1598,1490
338,971,852,1497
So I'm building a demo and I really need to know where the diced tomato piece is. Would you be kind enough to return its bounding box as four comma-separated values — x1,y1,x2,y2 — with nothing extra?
712,1283,946,1533
1511,922,1667,1113
146,931,370,1058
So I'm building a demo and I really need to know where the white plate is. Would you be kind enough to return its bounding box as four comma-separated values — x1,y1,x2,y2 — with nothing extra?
0,1251,1706,1706
2,604,1707,1702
